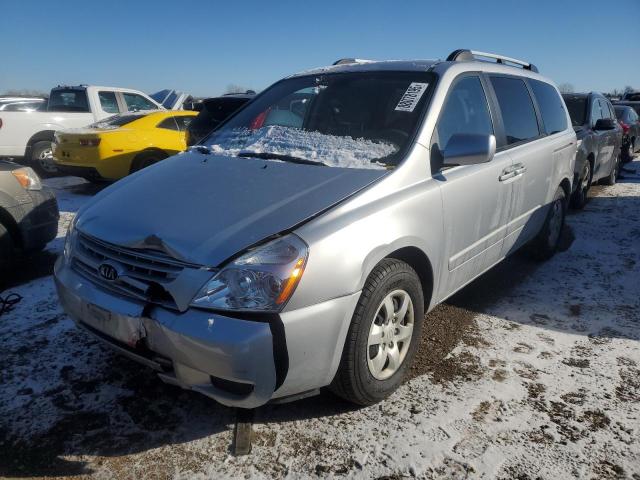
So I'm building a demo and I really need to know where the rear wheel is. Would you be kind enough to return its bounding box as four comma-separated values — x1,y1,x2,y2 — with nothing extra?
30,141,58,177
527,187,566,260
330,258,424,406
129,151,166,174
570,160,591,209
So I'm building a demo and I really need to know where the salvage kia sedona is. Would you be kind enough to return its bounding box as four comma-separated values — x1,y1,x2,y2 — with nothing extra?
55,50,576,408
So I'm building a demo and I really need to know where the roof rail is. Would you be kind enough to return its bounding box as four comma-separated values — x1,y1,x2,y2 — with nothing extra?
447,49,539,73
332,58,373,66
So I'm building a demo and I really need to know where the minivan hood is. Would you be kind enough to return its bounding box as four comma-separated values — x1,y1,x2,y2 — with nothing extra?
76,153,386,266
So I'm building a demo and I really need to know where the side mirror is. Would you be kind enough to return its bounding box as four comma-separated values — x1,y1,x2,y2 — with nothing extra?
594,118,615,131
443,133,496,166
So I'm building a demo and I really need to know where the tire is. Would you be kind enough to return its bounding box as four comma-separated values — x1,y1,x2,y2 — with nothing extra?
129,151,166,174
0,222,14,272
570,160,591,210
622,140,633,163
526,187,566,261
30,140,58,177
330,258,425,406
602,155,619,186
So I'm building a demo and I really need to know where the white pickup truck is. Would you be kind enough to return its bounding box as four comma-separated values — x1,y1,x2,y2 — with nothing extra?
0,85,169,175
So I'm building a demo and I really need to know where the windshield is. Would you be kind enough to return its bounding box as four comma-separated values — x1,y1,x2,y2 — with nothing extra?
562,96,587,126
89,113,147,129
202,71,435,169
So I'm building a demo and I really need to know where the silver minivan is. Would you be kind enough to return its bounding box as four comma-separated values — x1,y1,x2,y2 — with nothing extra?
55,50,576,408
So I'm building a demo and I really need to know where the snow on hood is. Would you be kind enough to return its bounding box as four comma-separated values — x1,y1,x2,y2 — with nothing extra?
208,126,395,170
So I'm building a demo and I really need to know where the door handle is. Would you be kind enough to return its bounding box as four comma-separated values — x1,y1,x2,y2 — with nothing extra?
513,163,527,175
499,167,516,182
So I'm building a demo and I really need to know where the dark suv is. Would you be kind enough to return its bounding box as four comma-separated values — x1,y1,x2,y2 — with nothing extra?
185,92,254,147
562,92,623,208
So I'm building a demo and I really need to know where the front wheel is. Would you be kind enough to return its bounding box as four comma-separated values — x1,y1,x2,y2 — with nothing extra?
570,160,591,210
0,222,14,272
330,258,424,406
526,187,566,261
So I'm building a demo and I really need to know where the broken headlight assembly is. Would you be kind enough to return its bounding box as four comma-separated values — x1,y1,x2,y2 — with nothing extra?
191,234,308,312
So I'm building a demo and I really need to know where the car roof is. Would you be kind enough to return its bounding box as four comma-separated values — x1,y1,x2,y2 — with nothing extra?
289,57,556,86
290,59,439,77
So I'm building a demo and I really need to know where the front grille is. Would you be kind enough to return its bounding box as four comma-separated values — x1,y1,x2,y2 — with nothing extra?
71,231,195,308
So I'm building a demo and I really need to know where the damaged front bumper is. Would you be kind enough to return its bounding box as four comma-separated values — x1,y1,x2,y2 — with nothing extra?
54,256,281,408
54,256,360,408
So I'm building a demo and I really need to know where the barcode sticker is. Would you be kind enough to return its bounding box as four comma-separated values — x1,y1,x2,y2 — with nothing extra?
395,82,429,112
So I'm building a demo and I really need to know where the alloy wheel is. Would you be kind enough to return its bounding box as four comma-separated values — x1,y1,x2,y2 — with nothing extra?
367,289,414,380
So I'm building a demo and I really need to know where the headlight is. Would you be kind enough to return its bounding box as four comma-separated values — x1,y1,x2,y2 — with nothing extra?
191,234,308,312
12,167,42,191
63,216,78,261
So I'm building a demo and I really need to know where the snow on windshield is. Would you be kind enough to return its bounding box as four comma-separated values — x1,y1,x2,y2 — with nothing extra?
208,126,395,170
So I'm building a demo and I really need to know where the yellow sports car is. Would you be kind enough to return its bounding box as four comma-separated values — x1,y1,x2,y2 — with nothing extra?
53,110,197,181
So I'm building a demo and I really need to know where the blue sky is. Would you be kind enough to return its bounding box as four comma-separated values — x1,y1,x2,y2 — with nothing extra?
1,0,638,97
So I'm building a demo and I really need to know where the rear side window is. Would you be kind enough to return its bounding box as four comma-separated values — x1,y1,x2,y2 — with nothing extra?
157,117,180,131
529,80,567,135
98,91,119,113
123,93,158,111
48,89,90,112
174,115,194,131
490,76,539,145
435,76,494,150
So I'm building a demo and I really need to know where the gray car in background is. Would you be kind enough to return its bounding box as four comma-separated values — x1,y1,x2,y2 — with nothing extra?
0,160,59,271
55,49,575,408
562,92,623,209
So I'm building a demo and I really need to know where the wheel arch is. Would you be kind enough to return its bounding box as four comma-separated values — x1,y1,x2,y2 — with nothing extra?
27,130,56,149
0,206,22,249
383,246,434,313
560,177,572,203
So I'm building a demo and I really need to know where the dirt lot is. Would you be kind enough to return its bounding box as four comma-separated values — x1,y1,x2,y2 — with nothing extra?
1,160,639,479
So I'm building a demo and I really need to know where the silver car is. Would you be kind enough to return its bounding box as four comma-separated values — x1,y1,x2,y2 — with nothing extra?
55,50,576,408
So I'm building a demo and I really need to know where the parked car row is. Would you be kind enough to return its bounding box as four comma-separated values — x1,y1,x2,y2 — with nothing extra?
0,85,193,177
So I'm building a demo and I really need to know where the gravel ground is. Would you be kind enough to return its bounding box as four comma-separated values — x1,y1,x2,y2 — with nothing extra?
1,160,639,479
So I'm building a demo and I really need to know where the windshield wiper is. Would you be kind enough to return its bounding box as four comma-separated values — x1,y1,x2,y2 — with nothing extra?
238,151,326,166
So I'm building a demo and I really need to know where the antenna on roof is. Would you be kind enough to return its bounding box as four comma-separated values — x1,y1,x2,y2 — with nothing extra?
447,49,539,73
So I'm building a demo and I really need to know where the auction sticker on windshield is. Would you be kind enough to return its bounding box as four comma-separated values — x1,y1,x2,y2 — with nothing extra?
394,82,429,112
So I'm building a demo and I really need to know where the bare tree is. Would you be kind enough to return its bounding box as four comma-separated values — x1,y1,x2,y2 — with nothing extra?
557,83,575,94
1,88,48,98
225,84,251,94
624,85,634,94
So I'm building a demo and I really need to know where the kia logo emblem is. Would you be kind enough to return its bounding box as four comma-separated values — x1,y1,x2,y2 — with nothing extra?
98,263,119,281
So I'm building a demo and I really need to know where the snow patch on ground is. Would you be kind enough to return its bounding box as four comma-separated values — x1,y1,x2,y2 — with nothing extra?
1,162,639,479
